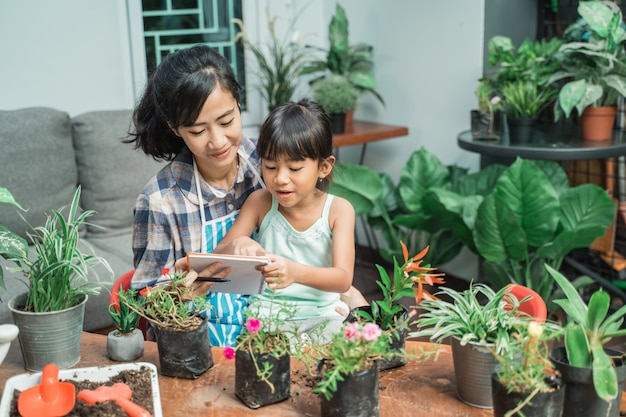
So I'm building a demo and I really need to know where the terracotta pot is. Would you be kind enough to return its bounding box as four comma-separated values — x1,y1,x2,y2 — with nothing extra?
580,106,617,141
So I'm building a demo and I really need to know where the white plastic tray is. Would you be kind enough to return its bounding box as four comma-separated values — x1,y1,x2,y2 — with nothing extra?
0,362,162,416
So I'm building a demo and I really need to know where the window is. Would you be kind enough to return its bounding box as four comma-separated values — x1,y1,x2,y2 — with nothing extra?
140,0,248,110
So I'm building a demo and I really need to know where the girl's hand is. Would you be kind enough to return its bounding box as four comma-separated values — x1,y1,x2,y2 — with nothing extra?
228,236,267,256
259,255,294,290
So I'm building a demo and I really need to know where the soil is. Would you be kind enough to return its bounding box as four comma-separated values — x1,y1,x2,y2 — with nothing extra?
9,367,154,417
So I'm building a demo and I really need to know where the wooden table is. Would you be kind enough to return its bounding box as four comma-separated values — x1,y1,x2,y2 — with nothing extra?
0,333,495,417
333,121,409,164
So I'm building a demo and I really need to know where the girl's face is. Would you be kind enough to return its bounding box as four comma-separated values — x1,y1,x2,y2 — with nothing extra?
173,85,242,174
262,156,334,208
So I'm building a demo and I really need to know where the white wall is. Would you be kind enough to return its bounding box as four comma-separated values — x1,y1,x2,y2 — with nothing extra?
0,0,137,116
0,0,485,279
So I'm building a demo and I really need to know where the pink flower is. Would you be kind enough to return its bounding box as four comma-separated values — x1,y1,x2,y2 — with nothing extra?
344,322,360,341
361,323,382,342
223,346,235,360
245,317,261,334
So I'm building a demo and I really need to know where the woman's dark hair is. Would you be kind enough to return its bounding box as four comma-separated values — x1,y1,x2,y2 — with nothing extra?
125,45,241,161
257,98,334,190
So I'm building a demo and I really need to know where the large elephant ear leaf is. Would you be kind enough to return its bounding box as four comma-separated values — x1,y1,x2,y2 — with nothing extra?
398,147,449,212
533,159,570,194
540,184,616,259
474,193,527,262
494,158,559,247
330,162,385,216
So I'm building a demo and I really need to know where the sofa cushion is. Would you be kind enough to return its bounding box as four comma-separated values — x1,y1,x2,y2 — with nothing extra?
72,110,163,236
0,107,78,240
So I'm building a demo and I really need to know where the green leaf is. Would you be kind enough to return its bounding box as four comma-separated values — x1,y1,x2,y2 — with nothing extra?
587,290,610,332
398,148,449,212
494,159,559,247
591,343,618,401
474,193,527,263
546,264,588,324
564,324,591,367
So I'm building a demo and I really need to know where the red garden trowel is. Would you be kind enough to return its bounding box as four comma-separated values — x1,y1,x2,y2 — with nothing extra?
17,363,75,417
77,382,152,417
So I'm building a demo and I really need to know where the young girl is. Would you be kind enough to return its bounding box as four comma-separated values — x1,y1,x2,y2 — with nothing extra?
215,98,355,339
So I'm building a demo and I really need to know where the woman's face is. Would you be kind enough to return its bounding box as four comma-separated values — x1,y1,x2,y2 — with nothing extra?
173,85,242,173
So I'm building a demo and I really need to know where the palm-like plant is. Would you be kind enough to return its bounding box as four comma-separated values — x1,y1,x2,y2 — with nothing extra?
232,6,311,110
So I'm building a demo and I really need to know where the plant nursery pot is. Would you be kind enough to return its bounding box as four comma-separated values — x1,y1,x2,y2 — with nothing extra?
549,346,626,417
450,336,498,409
8,293,87,371
491,373,565,417
330,113,347,134
106,329,144,362
235,350,290,409
580,106,617,141
319,362,380,417
345,305,407,371
506,117,536,145
153,318,213,379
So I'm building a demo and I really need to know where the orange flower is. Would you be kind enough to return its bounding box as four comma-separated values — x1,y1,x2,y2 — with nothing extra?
399,241,445,305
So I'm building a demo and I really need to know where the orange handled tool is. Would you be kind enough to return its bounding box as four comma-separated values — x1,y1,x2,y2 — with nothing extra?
78,382,151,417
17,363,75,417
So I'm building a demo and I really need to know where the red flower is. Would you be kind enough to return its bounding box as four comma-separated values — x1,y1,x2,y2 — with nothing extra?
139,286,153,297
223,346,235,360
245,317,261,334
399,241,445,305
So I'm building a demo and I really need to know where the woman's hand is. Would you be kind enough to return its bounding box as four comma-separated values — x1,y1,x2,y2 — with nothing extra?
174,257,232,298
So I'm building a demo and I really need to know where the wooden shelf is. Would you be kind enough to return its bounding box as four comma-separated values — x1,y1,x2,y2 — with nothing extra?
332,121,408,148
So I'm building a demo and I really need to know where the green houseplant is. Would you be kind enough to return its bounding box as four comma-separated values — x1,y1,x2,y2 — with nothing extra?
0,186,113,370
232,5,311,110
551,1,626,139
300,3,384,107
490,320,565,417
546,264,626,417
107,287,144,362
351,241,444,370
411,283,528,408
125,271,214,378
331,151,614,304
311,74,358,133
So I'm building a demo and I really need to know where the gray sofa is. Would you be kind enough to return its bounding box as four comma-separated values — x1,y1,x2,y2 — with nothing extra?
0,107,163,331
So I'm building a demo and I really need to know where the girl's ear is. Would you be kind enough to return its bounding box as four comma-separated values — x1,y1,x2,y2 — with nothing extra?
318,156,336,179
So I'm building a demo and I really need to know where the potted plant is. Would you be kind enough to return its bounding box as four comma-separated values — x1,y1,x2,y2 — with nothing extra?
551,1,626,140
546,264,626,417
232,5,311,110
300,2,384,123
472,79,503,140
311,74,358,133
411,283,528,408
330,150,615,305
223,297,295,409
351,241,444,370
0,186,113,371
311,320,392,417
490,320,565,417
481,35,562,142
124,270,214,379
106,287,144,362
